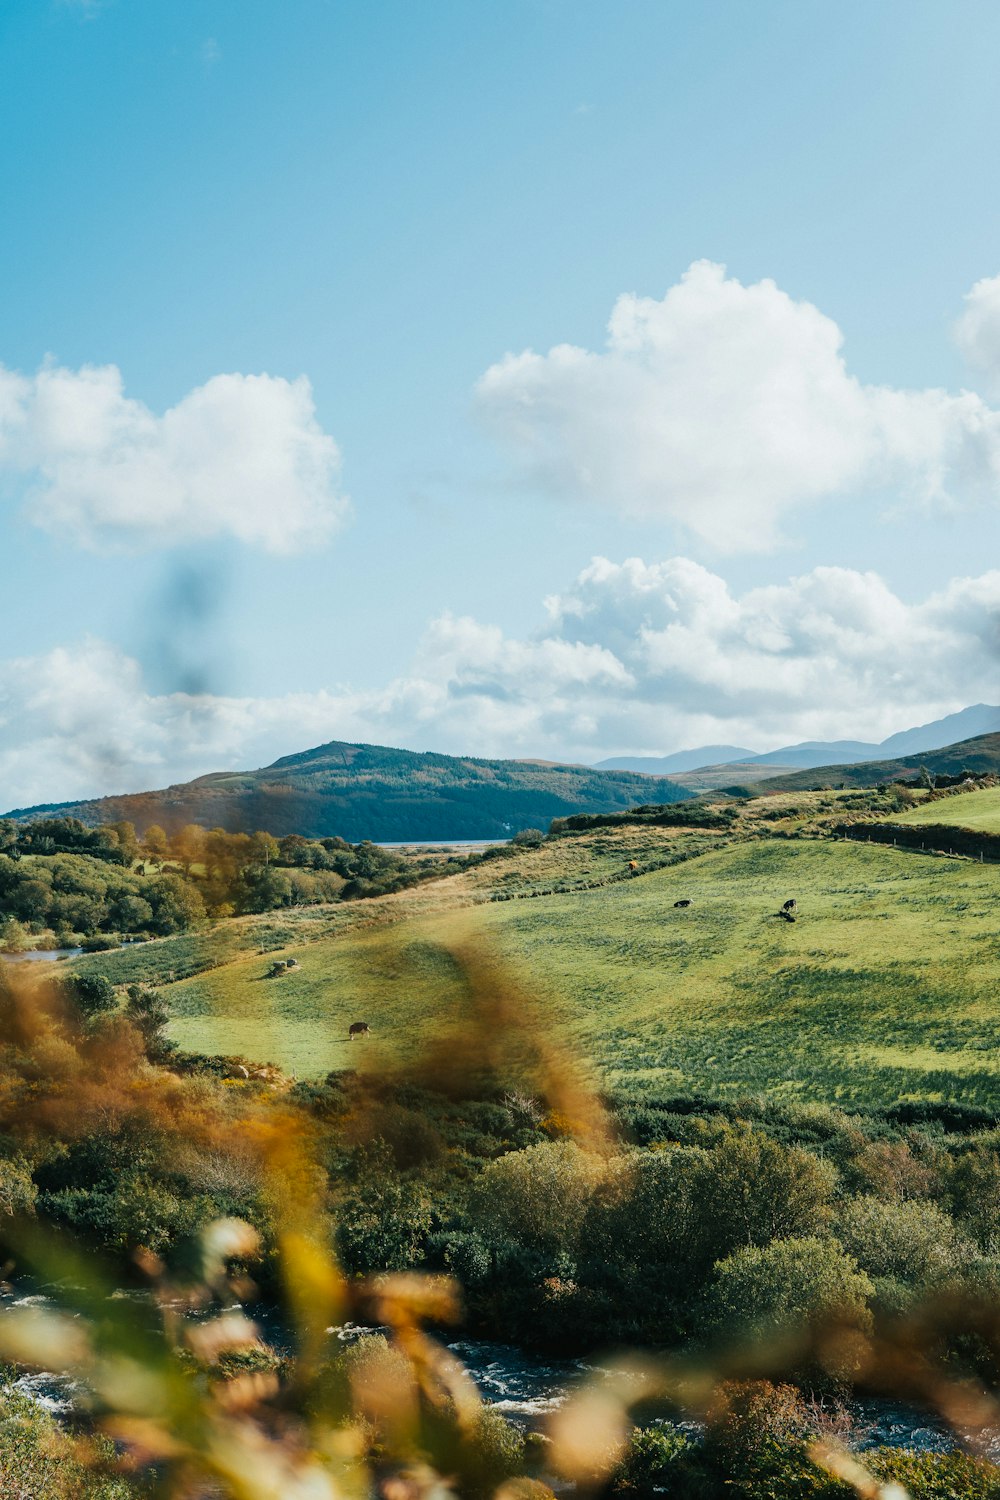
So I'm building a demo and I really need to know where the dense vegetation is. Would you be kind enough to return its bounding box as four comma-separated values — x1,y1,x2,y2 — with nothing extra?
0,815,468,950
4,782,1000,1496
3,737,693,842
5,953,1000,1496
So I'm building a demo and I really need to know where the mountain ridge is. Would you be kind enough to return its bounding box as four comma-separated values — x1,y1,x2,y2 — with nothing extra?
596,704,1000,778
2,738,694,843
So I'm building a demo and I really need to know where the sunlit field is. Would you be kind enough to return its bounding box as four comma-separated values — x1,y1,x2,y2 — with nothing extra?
895,784,1000,832
81,835,1000,1107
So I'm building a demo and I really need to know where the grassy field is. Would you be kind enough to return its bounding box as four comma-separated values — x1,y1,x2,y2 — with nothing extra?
895,784,1000,832
133,831,1000,1110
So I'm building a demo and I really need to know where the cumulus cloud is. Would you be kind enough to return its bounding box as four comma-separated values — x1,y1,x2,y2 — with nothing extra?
0,363,347,552
955,274,1000,396
3,558,1000,808
476,260,1000,549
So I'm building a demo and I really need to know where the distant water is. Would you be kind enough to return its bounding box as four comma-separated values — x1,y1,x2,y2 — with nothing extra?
1,947,82,964
377,839,510,849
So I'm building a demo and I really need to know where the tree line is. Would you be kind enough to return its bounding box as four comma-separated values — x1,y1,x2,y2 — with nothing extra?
0,816,462,949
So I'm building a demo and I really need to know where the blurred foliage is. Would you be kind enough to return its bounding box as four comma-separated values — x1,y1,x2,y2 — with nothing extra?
6,943,1000,1499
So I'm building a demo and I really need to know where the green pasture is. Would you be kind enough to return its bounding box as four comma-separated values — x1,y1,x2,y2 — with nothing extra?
895,784,1000,832
159,835,1000,1108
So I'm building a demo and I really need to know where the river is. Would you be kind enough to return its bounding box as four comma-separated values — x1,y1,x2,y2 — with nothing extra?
0,1288,986,1457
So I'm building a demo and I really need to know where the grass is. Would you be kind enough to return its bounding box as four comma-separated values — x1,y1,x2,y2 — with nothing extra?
895,784,1000,832
118,831,1000,1110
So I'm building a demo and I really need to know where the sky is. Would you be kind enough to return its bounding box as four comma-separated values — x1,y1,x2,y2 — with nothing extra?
3,0,1000,806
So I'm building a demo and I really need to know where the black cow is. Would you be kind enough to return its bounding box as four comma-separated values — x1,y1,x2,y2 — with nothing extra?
782,899,797,911
349,1021,371,1040
673,899,692,908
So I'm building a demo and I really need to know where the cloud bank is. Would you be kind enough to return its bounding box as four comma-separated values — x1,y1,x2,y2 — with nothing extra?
477,260,1000,549
3,557,999,808
0,363,347,552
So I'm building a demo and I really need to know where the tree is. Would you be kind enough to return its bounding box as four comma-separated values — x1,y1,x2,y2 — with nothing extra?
704,1236,874,1375
235,864,291,914
64,973,117,1020
686,1129,838,1266
170,825,205,875
103,821,140,867
250,832,280,867
337,1144,432,1273
147,874,206,934
835,1195,968,1285
472,1140,607,1260
143,825,169,867
124,985,173,1061
107,892,154,933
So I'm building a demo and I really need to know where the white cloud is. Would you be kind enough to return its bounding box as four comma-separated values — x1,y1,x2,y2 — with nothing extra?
476,260,1000,550
3,558,1000,808
955,274,1000,397
0,363,347,553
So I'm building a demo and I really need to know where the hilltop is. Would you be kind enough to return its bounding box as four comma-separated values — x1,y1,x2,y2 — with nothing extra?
3,739,693,843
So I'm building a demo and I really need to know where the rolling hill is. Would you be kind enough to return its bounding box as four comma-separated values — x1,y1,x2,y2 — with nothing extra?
741,731,1000,793
73,819,1000,1104
2,739,694,843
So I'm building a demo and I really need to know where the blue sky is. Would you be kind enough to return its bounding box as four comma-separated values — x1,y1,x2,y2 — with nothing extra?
3,0,1000,805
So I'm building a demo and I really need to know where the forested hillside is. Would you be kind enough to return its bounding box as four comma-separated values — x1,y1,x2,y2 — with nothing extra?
5,739,693,842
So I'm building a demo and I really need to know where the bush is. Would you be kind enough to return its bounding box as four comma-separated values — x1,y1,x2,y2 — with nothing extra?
687,1129,839,1264
64,972,117,1018
0,1382,134,1498
835,1195,970,1285
471,1141,607,1260
868,1447,1000,1498
701,1381,848,1499
610,1423,698,1496
704,1237,874,1376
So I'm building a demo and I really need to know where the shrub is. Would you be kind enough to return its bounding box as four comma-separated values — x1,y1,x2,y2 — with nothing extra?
610,1424,698,1496
687,1129,839,1263
471,1141,607,1260
704,1237,874,1376
835,1195,970,1285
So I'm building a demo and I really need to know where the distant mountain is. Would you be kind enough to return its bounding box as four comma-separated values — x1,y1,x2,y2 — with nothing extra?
594,745,758,775
746,704,1000,769
742,731,1000,794
599,705,1000,778
3,739,694,843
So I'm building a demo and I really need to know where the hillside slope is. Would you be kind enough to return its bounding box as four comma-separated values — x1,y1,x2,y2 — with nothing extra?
3,739,693,843
743,732,1000,793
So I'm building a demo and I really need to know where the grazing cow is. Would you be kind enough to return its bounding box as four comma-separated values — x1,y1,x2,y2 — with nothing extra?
782,899,797,911
349,1021,371,1040
628,861,638,872
673,899,692,908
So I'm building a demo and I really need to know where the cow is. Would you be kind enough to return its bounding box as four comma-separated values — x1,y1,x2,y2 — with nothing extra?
778,909,796,923
782,899,797,911
349,1021,371,1040
628,861,638,873
673,899,692,908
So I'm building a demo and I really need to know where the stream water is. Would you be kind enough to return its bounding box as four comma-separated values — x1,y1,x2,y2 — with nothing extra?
0,1288,989,1458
